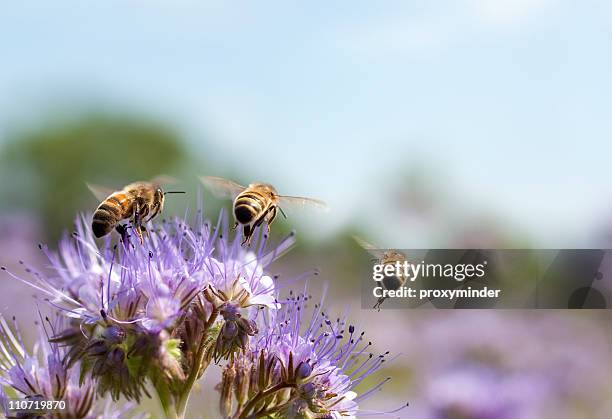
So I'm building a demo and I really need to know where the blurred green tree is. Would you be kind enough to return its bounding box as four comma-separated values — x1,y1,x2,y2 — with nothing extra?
0,114,188,241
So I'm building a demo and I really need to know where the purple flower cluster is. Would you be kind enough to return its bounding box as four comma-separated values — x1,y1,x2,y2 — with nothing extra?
0,210,401,418
214,289,409,418
0,315,137,418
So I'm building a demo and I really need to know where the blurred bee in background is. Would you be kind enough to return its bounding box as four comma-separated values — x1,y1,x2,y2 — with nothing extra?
354,236,408,311
200,176,327,246
88,177,184,244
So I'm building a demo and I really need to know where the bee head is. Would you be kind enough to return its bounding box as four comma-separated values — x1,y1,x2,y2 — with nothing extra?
255,183,278,198
155,187,165,209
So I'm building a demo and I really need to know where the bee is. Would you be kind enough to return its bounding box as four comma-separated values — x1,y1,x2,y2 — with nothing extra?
200,176,327,246
88,178,184,243
354,236,408,311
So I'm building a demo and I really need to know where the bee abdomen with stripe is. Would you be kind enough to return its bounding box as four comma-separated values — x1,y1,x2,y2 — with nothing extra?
234,192,266,224
92,194,131,238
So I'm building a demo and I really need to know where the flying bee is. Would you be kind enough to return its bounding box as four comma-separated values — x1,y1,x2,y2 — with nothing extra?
354,236,409,311
88,177,184,244
200,176,327,246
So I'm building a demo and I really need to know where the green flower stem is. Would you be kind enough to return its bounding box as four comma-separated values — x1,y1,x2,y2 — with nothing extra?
153,373,179,419
175,307,219,419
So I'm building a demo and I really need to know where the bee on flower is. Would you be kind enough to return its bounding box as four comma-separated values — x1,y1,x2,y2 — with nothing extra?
0,204,402,419
0,209,299,418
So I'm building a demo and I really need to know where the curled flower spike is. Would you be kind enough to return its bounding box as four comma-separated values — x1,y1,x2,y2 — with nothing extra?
222,291,409,419
203,278,261,362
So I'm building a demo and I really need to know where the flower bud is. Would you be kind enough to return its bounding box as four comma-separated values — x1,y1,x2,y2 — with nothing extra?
88,340,107,356
102,326,126,344
220,365,236,418
220,303,240,321
238,317,258,336
296,362,312,380
108,347,125,366
214,317,258,361
239,330,248,350
234,359,251,407
222,321,238,339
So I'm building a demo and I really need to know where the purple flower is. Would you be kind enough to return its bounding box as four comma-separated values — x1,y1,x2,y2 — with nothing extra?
384,311,612,418
219,290,408,418
424,365,548,419
0,207,402,418
206,255,278,310
0,314,137,419
1,210,296,407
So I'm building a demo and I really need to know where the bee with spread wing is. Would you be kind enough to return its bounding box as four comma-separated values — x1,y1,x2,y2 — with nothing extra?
200,176,327,246
88,176,184,244
354,236,409,310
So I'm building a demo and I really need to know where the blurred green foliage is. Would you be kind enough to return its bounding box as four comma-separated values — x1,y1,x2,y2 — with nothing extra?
0,115,188,241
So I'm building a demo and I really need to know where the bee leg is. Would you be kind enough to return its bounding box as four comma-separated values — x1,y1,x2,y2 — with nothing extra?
241,225,253,246
232,222,238,231
253,208,270,230
115,224,130,242
265,207,277,234
146,203,160,222
140,224,149,238
278,206,287,219
132,202,145,245
247,211,268,241
373,297,386,311
133,225,144,245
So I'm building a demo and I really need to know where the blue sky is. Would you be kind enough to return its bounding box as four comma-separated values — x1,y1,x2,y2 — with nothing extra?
1,1,612,246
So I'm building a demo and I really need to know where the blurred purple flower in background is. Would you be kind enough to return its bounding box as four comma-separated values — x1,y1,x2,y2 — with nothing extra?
424,365,547,419
360,310,612,419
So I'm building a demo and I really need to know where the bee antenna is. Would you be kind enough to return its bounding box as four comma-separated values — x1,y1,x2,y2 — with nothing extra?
279,206,287,219
164,191,186,195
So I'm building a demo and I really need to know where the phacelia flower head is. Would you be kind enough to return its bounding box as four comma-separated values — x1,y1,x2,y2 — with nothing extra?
219,289,408,419
0,314,137,419
1,210,295,403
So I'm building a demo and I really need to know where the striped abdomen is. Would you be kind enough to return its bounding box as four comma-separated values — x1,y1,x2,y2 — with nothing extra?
233,189,270,225
92,192,132,238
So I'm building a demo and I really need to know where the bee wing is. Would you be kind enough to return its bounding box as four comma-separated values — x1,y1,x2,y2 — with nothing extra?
352,235,388,260
199,176,246,199
277,195,328,211
86,183,116,201
150,174,179,186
